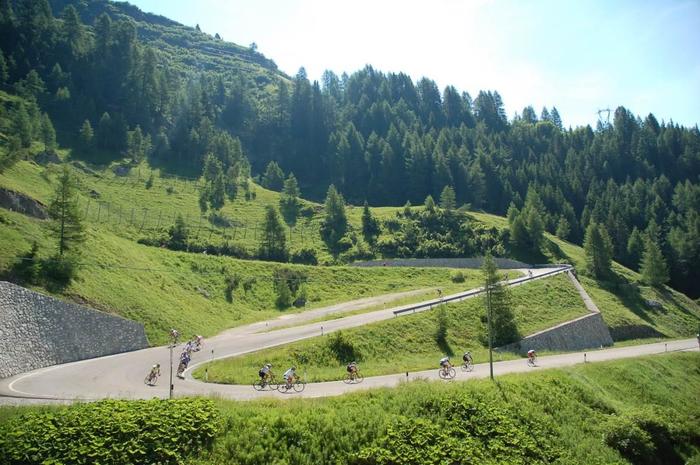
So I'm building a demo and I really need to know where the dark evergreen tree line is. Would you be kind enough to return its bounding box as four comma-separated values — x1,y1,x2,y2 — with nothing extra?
1,1,698,295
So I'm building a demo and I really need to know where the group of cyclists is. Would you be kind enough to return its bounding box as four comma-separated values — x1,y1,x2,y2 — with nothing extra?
144,331,204,385
146,327,539,388
438,349,537,377
256,360,362,391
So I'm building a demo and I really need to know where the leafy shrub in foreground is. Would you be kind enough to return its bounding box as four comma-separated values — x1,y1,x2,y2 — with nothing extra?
0,398,220,465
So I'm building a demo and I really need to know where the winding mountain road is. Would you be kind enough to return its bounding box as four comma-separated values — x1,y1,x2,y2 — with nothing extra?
1,266,695,404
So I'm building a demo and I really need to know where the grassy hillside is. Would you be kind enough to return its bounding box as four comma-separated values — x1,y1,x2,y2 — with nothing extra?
196,273,590,383
0,207,479,345
3,353,699,465
471,210,700,340
1,156,697,347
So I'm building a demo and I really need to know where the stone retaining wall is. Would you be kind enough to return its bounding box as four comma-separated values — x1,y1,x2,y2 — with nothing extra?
498,313,614,355
0,281,148,379
351,257,529,269
497,271,614,354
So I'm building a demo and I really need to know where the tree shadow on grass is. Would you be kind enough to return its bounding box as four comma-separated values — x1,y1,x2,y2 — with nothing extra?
437,336,454,357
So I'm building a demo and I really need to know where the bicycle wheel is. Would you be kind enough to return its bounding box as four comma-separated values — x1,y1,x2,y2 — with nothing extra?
268,376,279,391
144,375,152,385
354,372,364,383
343,373,353,384
253,380,265,391
447,367,456,379
293,380,306,392
438,368,448,379
461,361,474,372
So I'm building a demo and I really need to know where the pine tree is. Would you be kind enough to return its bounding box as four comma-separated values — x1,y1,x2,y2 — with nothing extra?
640,238,669,287
320,184,348,252
262,161,284,191
424,195,436,213
168,214,188,249
48,165,85,256
584,222,614,279
259,205,288,262
15,103,32,148
481,253,519,348
556,216,570,240
361,201,380,244
40,112,56,153
0,50,8,85
79,119,94,151
279,173,300,225
209,171,225,211
439,185,456,210
626,227,645,269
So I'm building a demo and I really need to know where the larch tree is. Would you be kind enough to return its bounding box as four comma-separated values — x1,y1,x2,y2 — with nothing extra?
48,165,85,256
584,222,614,279
320,184,348,253
640,238,669,287
258,205,288,262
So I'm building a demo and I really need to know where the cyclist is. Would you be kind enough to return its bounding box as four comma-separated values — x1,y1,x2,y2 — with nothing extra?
146,363,160,384
283,366,297,389
170,328,180,343
258,363,273,383
439,356,451,375
347,361,358,377
193,335,204,351
462,351,473,365
527,349,536,365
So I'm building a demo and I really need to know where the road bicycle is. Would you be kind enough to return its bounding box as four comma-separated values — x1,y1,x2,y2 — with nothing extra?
460,359,474,372
253,374,279,391
144,371,159,386
438,365,456,379
527,355,538,367
343,370,364,384
279,377,306,393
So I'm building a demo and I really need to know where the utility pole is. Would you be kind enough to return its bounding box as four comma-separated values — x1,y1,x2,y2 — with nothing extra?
169,329,179,399
486,281,494,380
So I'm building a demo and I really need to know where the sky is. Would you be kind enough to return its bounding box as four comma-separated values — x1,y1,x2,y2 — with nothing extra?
128,0,700,128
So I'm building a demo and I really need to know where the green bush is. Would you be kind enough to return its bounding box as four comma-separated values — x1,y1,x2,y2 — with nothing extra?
41,255,76,289
290,247,318,265
0,398,220,465
603,415,655,464
451,270,465,283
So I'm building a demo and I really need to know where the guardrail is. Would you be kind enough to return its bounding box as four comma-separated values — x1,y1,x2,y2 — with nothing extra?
392,265,572,317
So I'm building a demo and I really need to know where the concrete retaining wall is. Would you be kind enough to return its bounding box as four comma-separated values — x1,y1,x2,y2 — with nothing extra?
351,257,529,269
0,281,148,379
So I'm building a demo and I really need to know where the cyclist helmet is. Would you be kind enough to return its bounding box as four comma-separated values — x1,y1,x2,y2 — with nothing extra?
152,364,158,368
292,366,297,370
265,363,272,368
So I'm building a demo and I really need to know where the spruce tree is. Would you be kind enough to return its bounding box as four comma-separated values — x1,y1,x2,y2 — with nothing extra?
168,214,188,249
481,254,519,349
361,201,380,244
40,112,56,153
259,205,288,262
626,227,645,269
209,171,225,211
279,173,300,225
15,103,32,148
48,165,85,256
439,185,456,210
556,216,570,240
320,184,348,252
262,161,284,191
584,222,614,279
79,119,93,151
640,238,669,287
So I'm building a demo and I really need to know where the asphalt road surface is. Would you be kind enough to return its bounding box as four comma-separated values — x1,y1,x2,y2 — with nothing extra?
3,266,694,404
